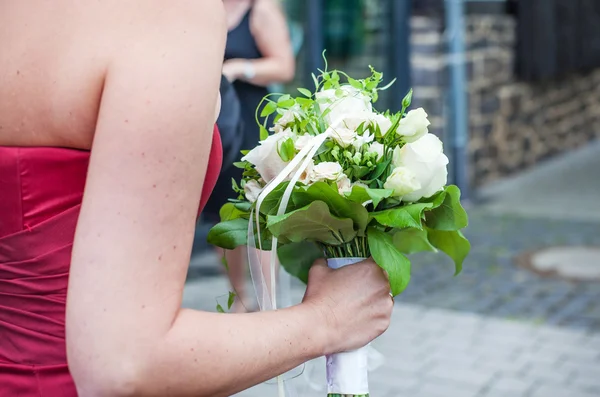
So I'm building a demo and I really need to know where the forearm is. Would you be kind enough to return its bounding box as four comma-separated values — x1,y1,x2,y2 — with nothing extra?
235,57,295,87
136,304,325,397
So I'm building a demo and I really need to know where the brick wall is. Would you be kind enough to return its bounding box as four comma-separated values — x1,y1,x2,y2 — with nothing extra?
410,14,600,186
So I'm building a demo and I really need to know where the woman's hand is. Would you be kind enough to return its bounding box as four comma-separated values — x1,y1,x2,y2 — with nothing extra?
222,59,246,82
302,258,393,355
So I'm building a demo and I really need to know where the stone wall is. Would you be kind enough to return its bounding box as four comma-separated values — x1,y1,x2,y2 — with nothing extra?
410,14,600,187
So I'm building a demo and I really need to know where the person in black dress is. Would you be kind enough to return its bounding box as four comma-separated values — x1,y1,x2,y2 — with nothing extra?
212,0,295,311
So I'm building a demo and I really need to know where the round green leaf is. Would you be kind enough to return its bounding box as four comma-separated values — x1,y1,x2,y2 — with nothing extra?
368,227,411,296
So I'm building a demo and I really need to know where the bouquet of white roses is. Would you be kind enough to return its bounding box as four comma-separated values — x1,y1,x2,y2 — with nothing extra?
208,64,470,397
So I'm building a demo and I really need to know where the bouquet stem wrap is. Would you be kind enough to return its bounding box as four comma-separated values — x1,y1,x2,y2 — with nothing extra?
326,257,370,397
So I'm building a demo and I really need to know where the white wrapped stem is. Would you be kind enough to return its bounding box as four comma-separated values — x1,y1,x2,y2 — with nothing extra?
326,258,370,395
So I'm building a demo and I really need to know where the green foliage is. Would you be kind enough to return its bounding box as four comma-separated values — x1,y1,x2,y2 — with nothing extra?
278,242,324,284
267,201,357,245
368,228,411,296
393,228,437,255
293,182,369,235
424,185,469,231
371,203,433,230
427,228,470,275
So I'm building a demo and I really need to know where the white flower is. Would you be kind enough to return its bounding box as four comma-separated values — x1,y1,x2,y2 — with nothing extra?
294,134,316,152
328,126,357,148
370,113,393,136
244,180,263,203
392,133,448,202
241,129,293,182
335,111,392,136
384,167,421,197
316,85,372,126
336,174,352,195
367,142,385,160
396,108,430,143
272,106,301,133
352,131,375,150
312,162,343,181
298,159,315,185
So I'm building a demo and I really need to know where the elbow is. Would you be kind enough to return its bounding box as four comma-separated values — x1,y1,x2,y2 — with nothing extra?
68,345,144,397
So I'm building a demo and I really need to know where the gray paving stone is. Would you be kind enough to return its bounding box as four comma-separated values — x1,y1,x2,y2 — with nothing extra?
571,374,600,394
531,384,599,397
486,376,534,395
425,363,495,390
523,362,571,385
414,378,481,397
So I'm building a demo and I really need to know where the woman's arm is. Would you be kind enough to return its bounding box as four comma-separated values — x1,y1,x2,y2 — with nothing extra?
66,2,391,397
222,0,295,86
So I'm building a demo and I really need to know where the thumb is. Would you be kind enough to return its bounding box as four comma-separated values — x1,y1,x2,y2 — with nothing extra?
308,258,329,278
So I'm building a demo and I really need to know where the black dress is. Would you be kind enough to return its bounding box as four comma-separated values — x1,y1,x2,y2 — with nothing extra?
202,5,269,222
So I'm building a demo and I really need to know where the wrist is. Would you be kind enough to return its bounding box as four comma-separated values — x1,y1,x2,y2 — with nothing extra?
296,301,333,357
241,60,256,81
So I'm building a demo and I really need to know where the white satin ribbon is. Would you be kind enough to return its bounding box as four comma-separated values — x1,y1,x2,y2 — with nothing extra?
247,130,331,397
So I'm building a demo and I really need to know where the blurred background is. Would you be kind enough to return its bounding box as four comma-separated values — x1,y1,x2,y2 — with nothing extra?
187,1,600,396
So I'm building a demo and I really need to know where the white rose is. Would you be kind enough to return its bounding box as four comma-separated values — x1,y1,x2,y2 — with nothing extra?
336,174,352,195
241,129,293,182
353,131,375,150
371,113,393,136
297,159,315,185
384,167,421,197
271,106,301,133
396,108,430,143
392,133,448,202
312,162,343,181
316,85,372,126
244,180,263,203
328,126,357,148
294,134,316,151
367,141,384,160
335,111,392,137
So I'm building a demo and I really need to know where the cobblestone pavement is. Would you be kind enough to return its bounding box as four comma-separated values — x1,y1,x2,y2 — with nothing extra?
400,210,600,332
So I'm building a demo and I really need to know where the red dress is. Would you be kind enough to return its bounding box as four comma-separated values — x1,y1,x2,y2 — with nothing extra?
0,127,222,396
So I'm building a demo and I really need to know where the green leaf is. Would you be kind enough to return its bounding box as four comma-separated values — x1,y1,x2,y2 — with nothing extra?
278,98,296,108
216,304,225,313
346,186,393,208
351,165,372,178
371,203,433,230
267,201,356,245
259,125,269,141
227,292,236,310
347,77,362,89
427,228,470,275
294,182,369,235
219,203,247,222
278,242,324,284
393,228,437,255
368,227,411,296
233,161,248,169
280,137,296,162
259,182,293,216
207,218,248,250
425,185,469,231
296,97,313,106
312,73,319,89
366,157,392,182
234,201,252,212
298,88,313,97
260,101,277,117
